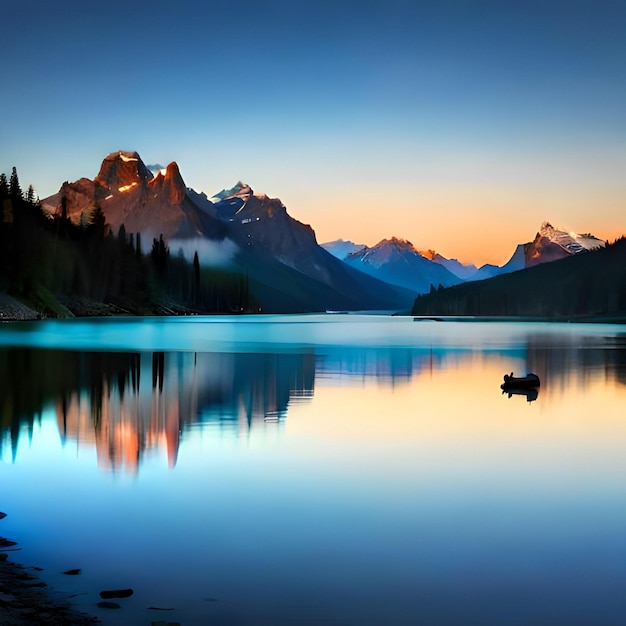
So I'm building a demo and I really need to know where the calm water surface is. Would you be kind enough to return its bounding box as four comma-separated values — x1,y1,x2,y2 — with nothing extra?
1,315,626,625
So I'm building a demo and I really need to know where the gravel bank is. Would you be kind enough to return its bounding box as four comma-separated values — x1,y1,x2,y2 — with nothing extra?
0,557,100,625
0,293,40,321
0,510,99,624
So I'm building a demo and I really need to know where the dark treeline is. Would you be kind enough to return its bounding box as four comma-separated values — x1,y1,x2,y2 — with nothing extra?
412,237,626,320
0,168,258,317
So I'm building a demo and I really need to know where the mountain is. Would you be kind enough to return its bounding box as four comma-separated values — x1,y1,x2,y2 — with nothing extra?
41,152,413,313
524,221,605,267
467,222,604,282
41,151,225,243
412,236,626,320
343,237,463,295
471,243,526,281
321,239,367,260
418,249,478,280
333,222,604,288
209,185,415,311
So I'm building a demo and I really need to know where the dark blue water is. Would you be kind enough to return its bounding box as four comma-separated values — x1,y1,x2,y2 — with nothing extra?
1,316,626,624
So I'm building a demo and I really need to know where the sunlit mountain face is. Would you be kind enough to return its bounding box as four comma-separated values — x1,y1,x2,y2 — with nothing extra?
524,221,605,267
41,151,225,244
37,152,607,315
39,151,414,312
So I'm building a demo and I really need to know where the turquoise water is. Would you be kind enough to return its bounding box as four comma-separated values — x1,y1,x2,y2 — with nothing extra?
1,315,626,625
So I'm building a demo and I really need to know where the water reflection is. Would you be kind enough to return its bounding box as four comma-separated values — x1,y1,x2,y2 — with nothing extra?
3,327,626,472
501,386,539,402
1,349,315,471
3,321,626,625
526,333,626,392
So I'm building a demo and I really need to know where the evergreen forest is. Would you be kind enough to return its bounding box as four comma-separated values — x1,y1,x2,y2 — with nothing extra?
412,237,626,321
0,168,257,317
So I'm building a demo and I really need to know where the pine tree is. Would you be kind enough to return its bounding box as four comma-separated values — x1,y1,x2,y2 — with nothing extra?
0,173,8,199
88,204,106,238
26,184,37,205
151,234,169,278
9,167,22,200
193,251,200,305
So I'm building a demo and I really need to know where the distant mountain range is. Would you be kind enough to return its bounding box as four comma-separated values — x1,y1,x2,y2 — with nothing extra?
412,236,626,320
41,151,414,313
36,149,611,315
338,237,463,294
322,222,605,293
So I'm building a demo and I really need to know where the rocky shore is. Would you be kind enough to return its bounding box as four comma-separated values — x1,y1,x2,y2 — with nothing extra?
0,293,40,321
0,558,100,625
0,512,99,625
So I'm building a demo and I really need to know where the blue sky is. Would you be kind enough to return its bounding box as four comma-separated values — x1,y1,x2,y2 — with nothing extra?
2,0,625,263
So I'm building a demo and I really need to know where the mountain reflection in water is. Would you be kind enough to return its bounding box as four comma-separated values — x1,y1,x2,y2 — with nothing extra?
1,350,316,471
3,331,626,472
3,319,626,625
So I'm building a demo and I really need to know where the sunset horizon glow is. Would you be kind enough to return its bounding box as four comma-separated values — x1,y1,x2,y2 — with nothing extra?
3,0,624,266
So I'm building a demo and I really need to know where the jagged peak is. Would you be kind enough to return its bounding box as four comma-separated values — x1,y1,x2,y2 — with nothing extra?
374,236,417,252
539,221,557,237
114,150,140,161
211,181,253,202
537,220,603,246
419,249,437,260
145,161,186,204
164,161,183,183
95,150,153,192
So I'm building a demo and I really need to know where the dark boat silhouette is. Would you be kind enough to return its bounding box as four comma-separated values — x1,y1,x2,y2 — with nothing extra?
500,373,540,402
502,386,539,402
501,372,540,389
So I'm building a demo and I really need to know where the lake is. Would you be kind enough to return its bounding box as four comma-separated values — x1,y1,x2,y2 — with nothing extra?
1,315,626,625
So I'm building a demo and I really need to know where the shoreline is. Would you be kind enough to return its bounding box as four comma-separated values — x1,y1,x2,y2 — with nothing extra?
0,522,99,625
0,293,40,322
1,290,625,325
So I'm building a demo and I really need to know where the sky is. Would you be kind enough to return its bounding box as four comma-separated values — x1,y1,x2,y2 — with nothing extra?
2,0,625,265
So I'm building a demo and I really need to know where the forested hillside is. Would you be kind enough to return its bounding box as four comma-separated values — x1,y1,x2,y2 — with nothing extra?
0,168,256,317
412,237,626,320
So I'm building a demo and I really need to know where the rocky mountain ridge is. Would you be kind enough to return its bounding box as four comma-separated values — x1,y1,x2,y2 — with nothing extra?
41,151,413,312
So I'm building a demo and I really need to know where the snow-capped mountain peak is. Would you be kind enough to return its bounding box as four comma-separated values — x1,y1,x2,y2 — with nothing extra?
526,221,605,267
343,236,463,294
538,221,605,254
210,181,253,203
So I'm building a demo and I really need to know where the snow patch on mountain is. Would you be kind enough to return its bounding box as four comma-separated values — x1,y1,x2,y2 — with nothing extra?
344,237,462,294
538,221,605,253
210,181,253,203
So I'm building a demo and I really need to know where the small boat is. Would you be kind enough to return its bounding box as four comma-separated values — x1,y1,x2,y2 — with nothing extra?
501,372,540,389
502,387,539,403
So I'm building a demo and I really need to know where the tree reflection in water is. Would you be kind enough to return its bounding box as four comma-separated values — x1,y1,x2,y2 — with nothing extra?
2,333,626,471
0,349,315,471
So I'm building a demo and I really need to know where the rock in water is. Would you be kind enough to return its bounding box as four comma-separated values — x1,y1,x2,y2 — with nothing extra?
99,588,134,599
0,537,17,548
